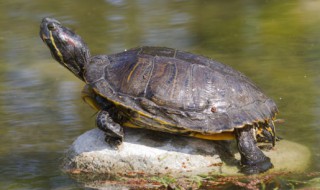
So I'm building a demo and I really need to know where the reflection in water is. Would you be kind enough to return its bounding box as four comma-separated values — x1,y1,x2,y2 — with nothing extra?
0,68,82,151
0,68,82,189
56,81,80,126
0,0,320,189
3,69,44,127
102,1,194,52
1,69,80,127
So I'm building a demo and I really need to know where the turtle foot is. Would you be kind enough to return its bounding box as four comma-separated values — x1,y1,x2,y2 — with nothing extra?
235,126,274,175
239,157,273,175
105,136,123,150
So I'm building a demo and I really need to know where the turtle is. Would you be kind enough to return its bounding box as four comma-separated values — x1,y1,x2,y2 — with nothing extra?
39,17,278,174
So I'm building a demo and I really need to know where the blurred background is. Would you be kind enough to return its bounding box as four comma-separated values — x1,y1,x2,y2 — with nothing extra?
0,0,319,189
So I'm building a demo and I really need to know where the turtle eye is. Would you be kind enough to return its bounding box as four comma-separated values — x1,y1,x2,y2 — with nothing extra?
47,23,56,31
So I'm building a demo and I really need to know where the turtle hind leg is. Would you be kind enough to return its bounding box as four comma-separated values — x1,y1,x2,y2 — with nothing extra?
96,110,124,149
235,125,273,175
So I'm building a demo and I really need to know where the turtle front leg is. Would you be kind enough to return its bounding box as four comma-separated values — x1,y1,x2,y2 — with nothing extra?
96,110,124,149
235,125,273,174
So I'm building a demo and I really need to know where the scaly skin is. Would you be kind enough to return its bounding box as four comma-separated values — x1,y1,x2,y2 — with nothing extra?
96,110,124,149
235,126,273,174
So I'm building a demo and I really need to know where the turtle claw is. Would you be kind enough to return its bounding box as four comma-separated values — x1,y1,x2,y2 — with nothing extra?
96,110,124,150
105,136,123,150
239,158,273,175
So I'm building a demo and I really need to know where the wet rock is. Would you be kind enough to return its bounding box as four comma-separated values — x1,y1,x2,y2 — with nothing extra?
63,128,310,177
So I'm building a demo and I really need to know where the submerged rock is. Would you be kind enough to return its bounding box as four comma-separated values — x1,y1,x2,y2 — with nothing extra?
63,128,310,177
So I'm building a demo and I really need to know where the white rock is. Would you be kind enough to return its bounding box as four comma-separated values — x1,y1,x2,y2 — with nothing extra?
63,128,310,176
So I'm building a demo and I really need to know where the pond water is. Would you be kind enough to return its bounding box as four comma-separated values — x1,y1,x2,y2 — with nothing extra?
1,0,320,189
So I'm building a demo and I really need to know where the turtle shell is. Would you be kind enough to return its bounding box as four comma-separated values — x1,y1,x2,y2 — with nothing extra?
84,46,278,135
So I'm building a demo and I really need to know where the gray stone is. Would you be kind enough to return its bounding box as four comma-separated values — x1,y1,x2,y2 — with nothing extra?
63,128,310,176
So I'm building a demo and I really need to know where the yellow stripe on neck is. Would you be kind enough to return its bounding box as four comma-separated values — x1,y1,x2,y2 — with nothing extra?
49,31,65,65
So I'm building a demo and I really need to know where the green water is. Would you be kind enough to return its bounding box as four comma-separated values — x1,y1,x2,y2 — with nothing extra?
0,0,320,189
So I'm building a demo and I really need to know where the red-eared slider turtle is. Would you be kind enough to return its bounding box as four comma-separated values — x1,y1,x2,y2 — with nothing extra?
39,18,278,174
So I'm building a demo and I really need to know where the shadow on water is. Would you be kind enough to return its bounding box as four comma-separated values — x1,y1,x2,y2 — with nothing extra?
0,0,320,189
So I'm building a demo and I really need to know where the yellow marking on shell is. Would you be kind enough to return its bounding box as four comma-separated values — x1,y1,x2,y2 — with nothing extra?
191,132,235,140
92,87,178,128
82,95,101,111
127,62,140,83
81,85,101,111
87,85,176,129
91,83,277,140
122,119,235,140
122,122,142,129
49,31,65,64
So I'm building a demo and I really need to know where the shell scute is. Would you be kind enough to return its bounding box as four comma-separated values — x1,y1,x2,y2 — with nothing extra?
86,46,278,133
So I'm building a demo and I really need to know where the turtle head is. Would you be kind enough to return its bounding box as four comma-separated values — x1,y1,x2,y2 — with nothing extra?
40,17,90,81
